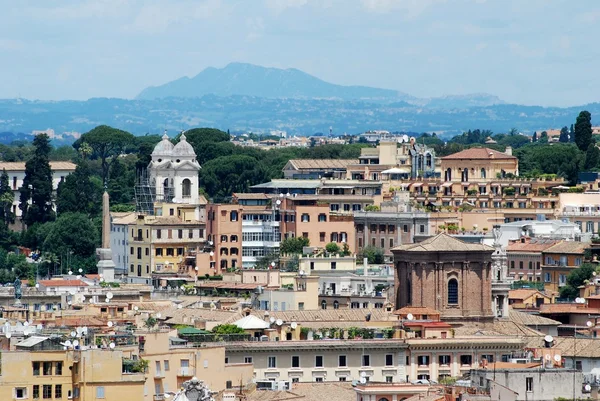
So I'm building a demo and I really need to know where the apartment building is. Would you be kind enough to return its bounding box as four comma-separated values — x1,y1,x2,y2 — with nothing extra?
283,159,358,179
557,192,600,236
0,347,145,401
110,212,137,276
225,339,409,384
207,203,243,273
0,161,76,223
506,237,559,282
140,330,253,401
541,241,588,293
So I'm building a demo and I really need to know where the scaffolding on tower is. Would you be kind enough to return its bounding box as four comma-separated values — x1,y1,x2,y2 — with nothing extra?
134,169,167,215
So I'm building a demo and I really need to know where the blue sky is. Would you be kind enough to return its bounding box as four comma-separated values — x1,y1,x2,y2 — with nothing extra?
1,0,599,106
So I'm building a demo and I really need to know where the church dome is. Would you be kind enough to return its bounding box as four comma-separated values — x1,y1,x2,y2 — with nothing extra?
152,132,174,156
173,133,196,157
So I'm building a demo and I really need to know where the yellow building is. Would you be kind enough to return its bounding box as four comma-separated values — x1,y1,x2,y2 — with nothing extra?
140,330,254,400
0,348,145,401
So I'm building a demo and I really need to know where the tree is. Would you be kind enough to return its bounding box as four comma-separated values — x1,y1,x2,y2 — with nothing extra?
212,324,245,334
358,246,385,264
585,144,600,170
559,126,570,143
56,159,102,217
574,111,593,151
560,263,596,299
0,169,14,225
75,125,134,186
280,237,310,254
43,212,99,258
19,133,55,226
325,242,340,254
531,132,537,143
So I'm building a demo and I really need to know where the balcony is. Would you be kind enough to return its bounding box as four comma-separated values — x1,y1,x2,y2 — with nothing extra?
178,367,194,377
155,370,165,378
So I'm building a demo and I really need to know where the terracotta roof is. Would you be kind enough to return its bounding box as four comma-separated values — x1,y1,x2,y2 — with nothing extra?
38,280,88,287
486,362,542,370
509,310,560,326
404,321,452,329
394,306,441,316
508,289,550,301
232,193,270,200
144,216,204,225
246,382,355,401
0,161,76,171
392,233,494,253
540,303,600,314
288,159,358,170
441,147,516,160
507,239,559,252
543,241,588,255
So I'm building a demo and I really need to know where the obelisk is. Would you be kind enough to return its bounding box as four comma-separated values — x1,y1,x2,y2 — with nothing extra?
96,191,116,282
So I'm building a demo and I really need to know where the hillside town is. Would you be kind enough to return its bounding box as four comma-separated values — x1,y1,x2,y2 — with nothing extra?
1,121,600,401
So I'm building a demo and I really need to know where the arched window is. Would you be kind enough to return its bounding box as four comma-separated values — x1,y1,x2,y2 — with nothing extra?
230,235,238,242
445,168,452,181
220,260,228,269
461,168,469,182
220,248,229,256
480,168,486,179
448,279,458,304
230,211,238,222
426,153,432,168
333,301,339,309
182,178,191,197
321,300,327,310
230,247,239,255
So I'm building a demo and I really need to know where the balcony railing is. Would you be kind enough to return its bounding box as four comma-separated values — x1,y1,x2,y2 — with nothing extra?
178,367,194,377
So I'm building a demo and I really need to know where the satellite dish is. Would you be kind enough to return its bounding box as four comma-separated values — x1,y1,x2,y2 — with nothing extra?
299,270,305,277
68,271,73,275
360,372,366,378
82,327,88,335
276,200,281,205
544,335,554,343
70,331,77,337
72,340,79,347
291,322,298,329
269,317,275,323
587,321,594,328
585,384,592,392
76,275,81,279
79,268,83,273
134,306,139,311
276,319,283,326
107,321,113,328
406,313,414,321
109,342,115,349
100,278,105,282
156,313,162,318
164,395,171,399
554,354,562,362
99,273,104,278
64,340,72,347
24,321,29,327
195,266,199,271
105,299,110,303
35,283,39,288
545,354,551,361
5,332,11,339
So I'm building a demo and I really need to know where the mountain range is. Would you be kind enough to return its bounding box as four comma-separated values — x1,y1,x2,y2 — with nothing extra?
136,62,505,108
0,63,596,143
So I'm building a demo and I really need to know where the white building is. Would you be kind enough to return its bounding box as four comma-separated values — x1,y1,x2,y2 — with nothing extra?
0,161,76,221
489,220,584,247
110,212,137,276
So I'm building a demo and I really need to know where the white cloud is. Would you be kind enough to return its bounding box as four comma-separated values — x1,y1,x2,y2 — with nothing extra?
361,0,444,18
264,0,308,15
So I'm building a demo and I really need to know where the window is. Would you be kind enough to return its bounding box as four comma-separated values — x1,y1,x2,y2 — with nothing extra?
403,224,408,233
389,238,394,248
318,214,327,222
145,247,149,256
15,388,27,399
519,261,523,270
526,377,533,392
157,229,162,239
156,248,163,256
338,355,347,367
55,385,62,399
320,232,325,242
43,384,52,399
321,300,327,309
291,356,300,368
339,377,347,382
230,211,238,221
268,356,277,368
43,361,52,375
178,229,183,239
331,262,337,270
33,385,40,399
417,355,430,366
244,357,253,364
301,214,310,222
315,377,324,383
439,355,451,365
298,302,304,310
96,386,105,398
381,238,385,248
481,354,494,363
448,278,458,304
56,361,63,375
460,355,472,366
181,359,189,368
362,354,370,366
33,361,40,375
510,261,515,269
385,354,394,366
315,355,323,367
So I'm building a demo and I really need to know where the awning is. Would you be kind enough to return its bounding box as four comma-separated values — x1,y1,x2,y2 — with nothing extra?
478,183,487,186
382,167,410,174
411,183,423,188
512,183,522,187
441,182,453,187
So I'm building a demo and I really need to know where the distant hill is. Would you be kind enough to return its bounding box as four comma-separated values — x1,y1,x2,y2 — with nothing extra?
137,62,414,101
137,62,502,108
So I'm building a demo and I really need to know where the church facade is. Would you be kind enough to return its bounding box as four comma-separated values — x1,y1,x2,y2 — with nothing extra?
392,233,495,321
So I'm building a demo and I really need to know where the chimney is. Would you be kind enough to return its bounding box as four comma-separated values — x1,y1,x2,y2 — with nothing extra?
505,146,513,156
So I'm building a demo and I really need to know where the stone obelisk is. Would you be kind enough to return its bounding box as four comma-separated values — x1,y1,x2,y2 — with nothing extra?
96,191,116,282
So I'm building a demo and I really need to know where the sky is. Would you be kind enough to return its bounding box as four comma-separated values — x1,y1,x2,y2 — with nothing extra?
1,0,599,107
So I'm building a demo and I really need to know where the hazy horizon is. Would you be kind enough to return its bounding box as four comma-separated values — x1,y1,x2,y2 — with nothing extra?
1,0,599,107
